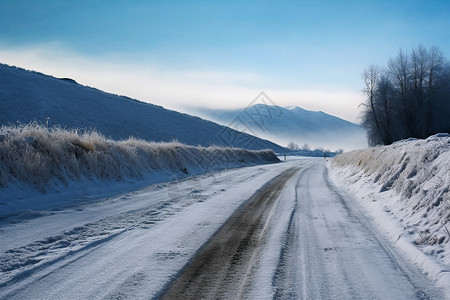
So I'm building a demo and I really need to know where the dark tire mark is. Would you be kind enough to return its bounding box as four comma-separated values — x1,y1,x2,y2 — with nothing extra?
159,168,299,300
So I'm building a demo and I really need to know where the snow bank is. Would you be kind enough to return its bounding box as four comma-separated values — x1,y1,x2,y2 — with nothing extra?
331,134,450,288
0,123,279,215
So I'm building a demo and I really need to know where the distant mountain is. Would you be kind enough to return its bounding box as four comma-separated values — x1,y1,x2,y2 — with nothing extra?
194,104,367,151
0,63,287,153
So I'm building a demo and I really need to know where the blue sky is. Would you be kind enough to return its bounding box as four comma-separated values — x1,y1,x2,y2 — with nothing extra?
1,0,450,122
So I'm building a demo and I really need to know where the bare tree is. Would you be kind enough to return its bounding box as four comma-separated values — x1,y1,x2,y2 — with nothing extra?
362,65,384,144
410,45,430,137
388,49,413,137
287,142,299,150
426,46,445,133
361,45,450,146
375,74,395,144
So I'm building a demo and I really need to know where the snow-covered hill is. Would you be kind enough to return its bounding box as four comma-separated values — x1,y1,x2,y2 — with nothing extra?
194,104,367,151
330,134,450,289
0,63,286,153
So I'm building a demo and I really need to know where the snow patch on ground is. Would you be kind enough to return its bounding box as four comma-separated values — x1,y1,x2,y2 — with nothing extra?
0,123,279,216
329,134,450,292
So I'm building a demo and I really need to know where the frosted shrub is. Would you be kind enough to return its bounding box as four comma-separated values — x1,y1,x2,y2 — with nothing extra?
0,123,279,193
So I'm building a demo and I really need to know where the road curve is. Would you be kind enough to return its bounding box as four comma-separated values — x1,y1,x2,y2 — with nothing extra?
1,159,443,299
161,159,443,299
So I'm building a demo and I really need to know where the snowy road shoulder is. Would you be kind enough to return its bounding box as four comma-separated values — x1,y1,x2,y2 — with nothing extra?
329,165,450,297
329,135,450,296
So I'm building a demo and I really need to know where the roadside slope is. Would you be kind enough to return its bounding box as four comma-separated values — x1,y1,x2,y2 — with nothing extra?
330,134,450,292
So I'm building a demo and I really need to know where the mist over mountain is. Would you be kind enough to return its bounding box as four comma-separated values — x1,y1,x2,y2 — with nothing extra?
193,104,367,151
0,63,287,153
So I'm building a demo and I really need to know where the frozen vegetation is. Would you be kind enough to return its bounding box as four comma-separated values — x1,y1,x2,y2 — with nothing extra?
0,123,279,216
330,133,450,289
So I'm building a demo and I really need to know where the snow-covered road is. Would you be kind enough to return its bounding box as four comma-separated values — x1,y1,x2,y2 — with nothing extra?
0,158,444,299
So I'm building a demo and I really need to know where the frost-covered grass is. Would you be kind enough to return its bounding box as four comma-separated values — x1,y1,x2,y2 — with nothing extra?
331,134,450,287
0,123,279,213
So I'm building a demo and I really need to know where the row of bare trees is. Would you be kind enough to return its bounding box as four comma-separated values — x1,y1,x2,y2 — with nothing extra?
361,45,450,146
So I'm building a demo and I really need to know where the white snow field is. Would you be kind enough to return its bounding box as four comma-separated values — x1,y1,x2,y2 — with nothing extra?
1,157,446,299
0,123,279,216
330,134,450,295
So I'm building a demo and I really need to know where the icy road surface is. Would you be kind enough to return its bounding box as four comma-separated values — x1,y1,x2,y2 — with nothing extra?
0,158,444,299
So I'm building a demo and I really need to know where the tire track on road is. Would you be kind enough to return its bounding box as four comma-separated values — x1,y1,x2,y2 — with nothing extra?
159,167,299,300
